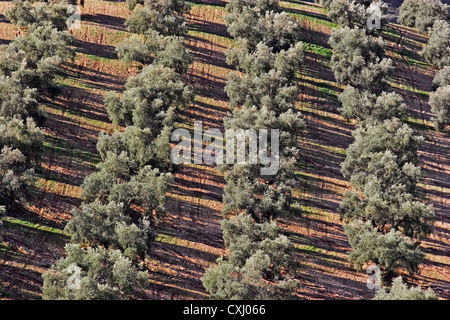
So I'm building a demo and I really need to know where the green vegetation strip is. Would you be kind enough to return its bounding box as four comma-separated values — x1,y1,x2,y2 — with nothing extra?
4,217,69,237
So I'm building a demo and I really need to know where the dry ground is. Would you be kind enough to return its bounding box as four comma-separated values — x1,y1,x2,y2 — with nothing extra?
0,0,448,300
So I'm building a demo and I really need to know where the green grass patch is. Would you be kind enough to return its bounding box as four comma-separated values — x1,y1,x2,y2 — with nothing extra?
4,217,69,237
302,41,332,58
80,52,116,64
299,244,323,254
406,116,434,131
43,139,100,165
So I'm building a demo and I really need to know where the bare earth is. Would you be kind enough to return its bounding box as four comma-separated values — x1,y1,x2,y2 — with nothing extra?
0,0,448,300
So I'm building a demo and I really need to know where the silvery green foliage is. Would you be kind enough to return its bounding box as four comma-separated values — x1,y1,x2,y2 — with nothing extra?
0,146,35,209
130,0,190,14
116,34,156,66
340,181,435,240
6,0,70,31
339,86,407,122
225,2,300,53
340,118,435,277
13,24,75,62
227,41,304,81
202,214,298,300
222,161,297,222
105,64,192,130
327,0,388,30
226,0,280,14
340,118,435,234
223,81,303,222
399,0,421,27
0,117,43,165
225,44,303,115
125,3,187,36
42,244,148,300
342,118,424,193
0,77,41,122
344,221,425,276
0,21,74,91
153,34,193,74
225,70,299,112
66,200,153,259
96,126,166,170
399,0,449,34
328,0,368,28
82,127,174,217
222,0,305,223
429,67,450,131
421,20,450,69
0,45,63,91
81,138,174,221
0,0,74,220
225,0,300,52
429,85,450,131
223,43,304,222
374,277,438,300
0,37,69,92
126,0,143,10
117,30,193,74
432,66,450,89
329,27,393,93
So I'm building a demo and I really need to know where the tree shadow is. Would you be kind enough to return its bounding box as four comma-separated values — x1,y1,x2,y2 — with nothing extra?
73,38,118,60
82,13,126,31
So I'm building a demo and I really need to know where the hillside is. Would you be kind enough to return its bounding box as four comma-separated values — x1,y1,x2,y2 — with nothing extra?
0,0,448,300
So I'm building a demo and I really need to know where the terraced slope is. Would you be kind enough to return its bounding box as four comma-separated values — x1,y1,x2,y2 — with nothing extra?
0,0,448,300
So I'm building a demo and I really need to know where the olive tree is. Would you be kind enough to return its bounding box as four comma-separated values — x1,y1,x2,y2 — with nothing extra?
225,69,299,112
65,200,153,259
6,0,70,31
226,9,300,53
0,44,64,91
374,276,438,300
0,23,74,92
342,118,424,193
429,85,450,131
421,20,450,69
117,31,193,74
105,64,192,130
0,146,35,209
128,0,189,14
328,0,367,28
432,66,450,89
125,4,186,37
96,126,173,172
12,24,75,62
202,214,298,300
0,77,41,121
329,27,394,93
42,244,148,300
226,0,280,14
340,118,435,279
338,86,407,122
81,138,174,222
327,0,388,30
344,220,426,280
227,41,304,81
0,117,43,165
399,0,449,34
